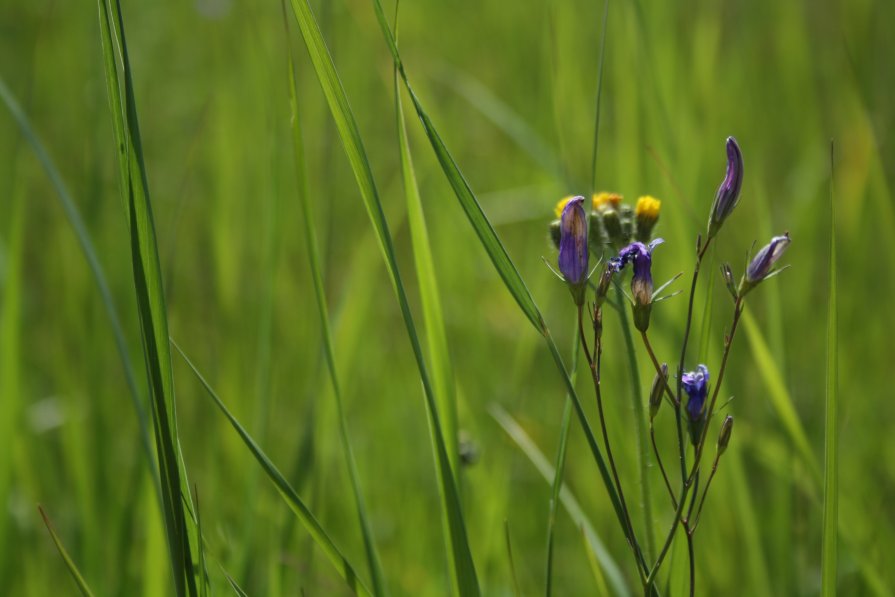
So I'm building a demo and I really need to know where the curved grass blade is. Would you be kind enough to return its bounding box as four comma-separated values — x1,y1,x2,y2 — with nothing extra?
38,506,95,597
0,75,155,490
504,520,522,597
173,341,372,597
490,404,630,597
821,143,839,596
283,5,387,593
285,1,479,593
367,0,644,575
96,1,197,594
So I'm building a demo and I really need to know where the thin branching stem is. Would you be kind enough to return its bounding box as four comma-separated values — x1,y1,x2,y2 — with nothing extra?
691,452,722,533
650,424,677,508
645,296,745,588
577,304,646,583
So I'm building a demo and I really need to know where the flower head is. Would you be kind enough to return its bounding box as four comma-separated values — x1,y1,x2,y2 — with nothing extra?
746,233,791,284
558,196,589,303
682,364,710,422
708,137,744,238
634,195,661,242
592,192,623,212
611,239,664,330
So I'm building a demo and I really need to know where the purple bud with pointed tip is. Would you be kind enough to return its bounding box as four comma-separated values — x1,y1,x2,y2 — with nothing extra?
708,137,744,237
558,196,588,303
746,233,791,283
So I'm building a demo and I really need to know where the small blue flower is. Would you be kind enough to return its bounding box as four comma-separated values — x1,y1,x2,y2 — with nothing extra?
558,196,588,285
610,239,664,331
746,233,791,283
708,137,744,238
682,364,710,421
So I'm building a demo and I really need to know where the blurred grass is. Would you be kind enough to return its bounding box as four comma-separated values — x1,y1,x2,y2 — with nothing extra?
1,0,894,594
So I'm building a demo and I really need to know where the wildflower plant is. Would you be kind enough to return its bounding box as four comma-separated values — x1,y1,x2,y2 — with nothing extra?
547,136,790,594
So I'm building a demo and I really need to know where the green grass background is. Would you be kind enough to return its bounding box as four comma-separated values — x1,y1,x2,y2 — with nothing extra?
1,0,893,594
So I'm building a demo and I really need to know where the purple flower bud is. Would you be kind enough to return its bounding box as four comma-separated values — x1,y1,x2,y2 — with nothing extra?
746,233,791,283
610,239,663,331
708,137,744,238
558,196,588,303
682,364,710,422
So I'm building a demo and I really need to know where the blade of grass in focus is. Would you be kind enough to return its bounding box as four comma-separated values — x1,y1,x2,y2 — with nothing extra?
504,521,522,597
821,144,839,596
490,404,630,597
285,1,479,593
367,4,643,574
394,11,460,482
95,1,197,594
38,506,95,597
173,341,372,596
283,4,387,593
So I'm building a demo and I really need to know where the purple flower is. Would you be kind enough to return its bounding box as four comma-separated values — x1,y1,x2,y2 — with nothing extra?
708,137,744,237
611,239,664,305
611,239,663,331
558,196,588,286
746,233,791,283
682,364,710,421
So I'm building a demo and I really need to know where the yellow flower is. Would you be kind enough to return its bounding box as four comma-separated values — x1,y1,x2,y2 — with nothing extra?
554,195,575,218
592,192,623,211
634,195,662,242
635,195,661,220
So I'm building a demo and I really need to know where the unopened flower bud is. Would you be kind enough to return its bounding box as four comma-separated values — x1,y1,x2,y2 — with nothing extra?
558,196,589,305
721,263,737,300
708,137,744,238
740,232,791,295
549,219,561,249
601,208,625,247
649,363,668,421
717,415,734,455
634,196,661,242
594,266,614,309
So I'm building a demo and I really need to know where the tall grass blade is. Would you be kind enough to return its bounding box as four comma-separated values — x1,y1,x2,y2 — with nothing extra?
285,1,479,593
283,5,387,593
95,1,197,594
38,506,95,597
821,143,839,596
395,65,460,480
173,341,372,596
490,404,630,597
366,5,643,572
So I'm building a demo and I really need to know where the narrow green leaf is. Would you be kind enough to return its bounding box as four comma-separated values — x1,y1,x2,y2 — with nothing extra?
285,1,479,593
283,5,387,593
821,143,839,596
580,524,611,597
38,506,95,597
490,404,630,597
366,4,644,574
395,70,459,479
173,341,372,597
96,2,197,594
